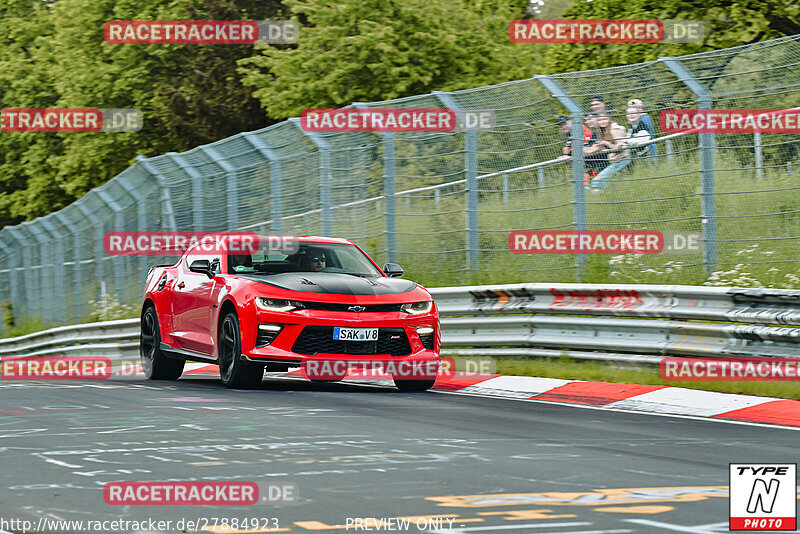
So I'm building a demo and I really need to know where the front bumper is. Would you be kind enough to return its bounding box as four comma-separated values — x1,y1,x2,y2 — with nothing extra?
242,309,440,366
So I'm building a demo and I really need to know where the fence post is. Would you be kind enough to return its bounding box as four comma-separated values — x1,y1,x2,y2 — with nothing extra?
434,91,479,271
55,212,84,322
167,153,204,231
5,227,37,321
381,132,397,262
136,155,178,231
0,235,19,330
39,216,66,323
22,223,53,324
754,132,763,178
117,176,150,288
290,118,332,236
535,75,587,281
241,132,282,233
76,200,104,310
665,138,674,163
96,190,127,305
661,57,717,276
201,146,239,231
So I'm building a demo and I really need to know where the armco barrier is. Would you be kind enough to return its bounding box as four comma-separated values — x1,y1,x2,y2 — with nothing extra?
1,284,799,365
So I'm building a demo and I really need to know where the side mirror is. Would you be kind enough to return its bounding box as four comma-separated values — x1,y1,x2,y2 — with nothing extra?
383,262,404,277
189,259,213,278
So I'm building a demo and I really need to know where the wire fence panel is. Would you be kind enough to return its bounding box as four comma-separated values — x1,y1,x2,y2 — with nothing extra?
2,36,800,329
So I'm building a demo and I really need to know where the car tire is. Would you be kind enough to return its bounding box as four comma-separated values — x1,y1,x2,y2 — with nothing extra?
393,378,436,392
218,312,263,389
140,306,185,380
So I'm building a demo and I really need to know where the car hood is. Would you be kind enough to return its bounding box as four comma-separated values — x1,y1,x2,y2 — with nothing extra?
237,272,418,296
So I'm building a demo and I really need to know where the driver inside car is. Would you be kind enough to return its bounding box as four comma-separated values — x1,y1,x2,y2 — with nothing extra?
229,253,253,272
303,249,326,272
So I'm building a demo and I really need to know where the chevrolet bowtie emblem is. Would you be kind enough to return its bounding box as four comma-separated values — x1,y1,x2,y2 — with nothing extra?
348,306,366,312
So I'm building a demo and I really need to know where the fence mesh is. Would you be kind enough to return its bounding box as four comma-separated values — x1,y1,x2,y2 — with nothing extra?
2,35,800,331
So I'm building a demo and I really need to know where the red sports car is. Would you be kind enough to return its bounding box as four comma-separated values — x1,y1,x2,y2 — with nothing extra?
140,236,440,390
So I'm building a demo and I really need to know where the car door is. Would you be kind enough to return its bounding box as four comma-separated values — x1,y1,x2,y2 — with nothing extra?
170,251,222,355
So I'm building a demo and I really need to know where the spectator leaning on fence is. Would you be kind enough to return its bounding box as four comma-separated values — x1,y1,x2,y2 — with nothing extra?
556,115,592,159
584,110,609,182
625,105,653,162
589,112,630,190
590,95,606,113
627,99,656,160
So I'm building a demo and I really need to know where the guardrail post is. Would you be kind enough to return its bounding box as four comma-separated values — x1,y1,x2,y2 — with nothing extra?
290,119,332,236
502,174,509,203
136,155,178,231
434,91,479,271
167,153,204,231
538,167,546,188
536,75,587,280
55,212,84,321
0,235,19,330
754,132,763,178
241,132,282,233
666,138,674,163
39,217,66,323
661,57,717,276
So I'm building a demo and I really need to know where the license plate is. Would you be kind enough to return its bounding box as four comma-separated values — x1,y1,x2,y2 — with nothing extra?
334,327,378,341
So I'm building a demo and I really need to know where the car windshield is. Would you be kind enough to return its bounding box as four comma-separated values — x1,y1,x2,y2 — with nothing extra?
227,242,384,277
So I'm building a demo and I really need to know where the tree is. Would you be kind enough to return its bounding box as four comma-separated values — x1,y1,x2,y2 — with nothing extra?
238,0,535,118
542,0,800,73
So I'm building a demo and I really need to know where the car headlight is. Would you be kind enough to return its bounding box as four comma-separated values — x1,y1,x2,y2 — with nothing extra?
401,301,433,315
256,298,305,312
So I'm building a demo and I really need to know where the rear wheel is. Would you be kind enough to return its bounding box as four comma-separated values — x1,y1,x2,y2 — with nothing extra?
393,378,436,392
218,312,263,389
140,306,184,380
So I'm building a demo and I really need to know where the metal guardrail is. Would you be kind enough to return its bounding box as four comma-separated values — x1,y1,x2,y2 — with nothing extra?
1,284,799,364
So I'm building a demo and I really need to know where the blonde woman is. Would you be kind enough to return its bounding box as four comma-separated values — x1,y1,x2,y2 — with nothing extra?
589,112,630,190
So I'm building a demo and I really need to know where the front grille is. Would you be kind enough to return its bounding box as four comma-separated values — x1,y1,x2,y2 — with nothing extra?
298,302,402,312
292,326,412,356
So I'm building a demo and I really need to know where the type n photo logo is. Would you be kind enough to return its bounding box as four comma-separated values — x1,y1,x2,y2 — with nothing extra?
729,463,796,531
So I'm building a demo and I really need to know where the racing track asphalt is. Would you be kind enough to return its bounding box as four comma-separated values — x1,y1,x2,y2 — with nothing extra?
0,373,797,534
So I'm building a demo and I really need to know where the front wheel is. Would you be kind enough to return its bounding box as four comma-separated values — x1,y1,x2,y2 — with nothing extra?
140,306,184,380
218,312,263,389
393,378,436,392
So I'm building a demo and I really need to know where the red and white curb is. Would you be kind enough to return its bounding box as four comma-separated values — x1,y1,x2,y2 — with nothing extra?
114,363,800,429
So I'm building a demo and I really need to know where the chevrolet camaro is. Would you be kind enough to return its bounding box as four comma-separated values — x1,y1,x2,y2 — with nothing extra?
140,236,440,390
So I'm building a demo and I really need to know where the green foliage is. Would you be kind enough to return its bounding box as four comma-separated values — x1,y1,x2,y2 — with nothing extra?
238,0,536,118
543,0,800,72
0,0,281,227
